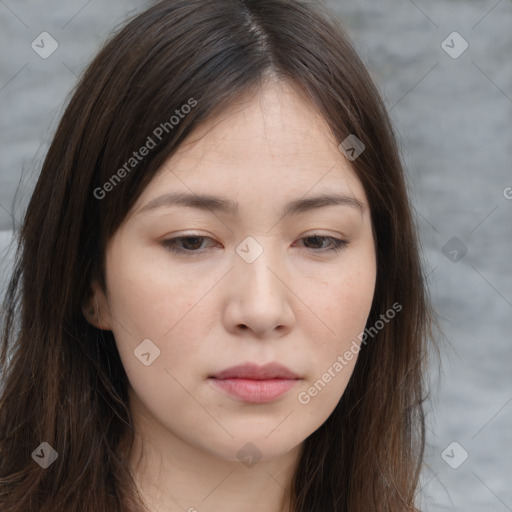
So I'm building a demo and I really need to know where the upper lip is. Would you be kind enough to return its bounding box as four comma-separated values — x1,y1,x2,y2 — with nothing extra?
209,363,300,380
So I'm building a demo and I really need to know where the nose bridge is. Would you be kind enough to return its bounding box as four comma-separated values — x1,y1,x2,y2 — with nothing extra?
224,234,294,335
234,235,285,296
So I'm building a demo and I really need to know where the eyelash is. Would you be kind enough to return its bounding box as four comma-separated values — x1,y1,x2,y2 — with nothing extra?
160,234,348,255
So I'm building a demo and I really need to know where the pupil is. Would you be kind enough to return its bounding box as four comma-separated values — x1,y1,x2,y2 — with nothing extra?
185,237,202,250
308,236,323,248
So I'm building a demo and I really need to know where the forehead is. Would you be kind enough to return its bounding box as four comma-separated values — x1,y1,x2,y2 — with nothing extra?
173,80,340,165
133,79,367,213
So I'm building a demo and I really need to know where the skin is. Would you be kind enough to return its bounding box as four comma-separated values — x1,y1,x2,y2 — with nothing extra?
85,78,377,512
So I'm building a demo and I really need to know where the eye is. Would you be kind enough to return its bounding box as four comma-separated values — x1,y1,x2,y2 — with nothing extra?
296,234,348,253
160,233,349,256
160,235,218,254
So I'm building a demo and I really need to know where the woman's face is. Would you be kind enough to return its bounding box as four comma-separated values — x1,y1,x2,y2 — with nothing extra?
92,79,376,464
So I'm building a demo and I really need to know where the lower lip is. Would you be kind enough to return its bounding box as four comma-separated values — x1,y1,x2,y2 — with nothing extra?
208,378,300,403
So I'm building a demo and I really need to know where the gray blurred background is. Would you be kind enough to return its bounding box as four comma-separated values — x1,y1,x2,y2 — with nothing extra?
1,1,511,510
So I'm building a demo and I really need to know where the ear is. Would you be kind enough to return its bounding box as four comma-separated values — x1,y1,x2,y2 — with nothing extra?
82,279,113,330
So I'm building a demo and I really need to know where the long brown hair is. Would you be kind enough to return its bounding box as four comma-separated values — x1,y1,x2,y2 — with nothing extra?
0,0,434,510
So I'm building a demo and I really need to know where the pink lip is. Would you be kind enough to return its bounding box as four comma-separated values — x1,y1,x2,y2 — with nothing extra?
208,363,301,403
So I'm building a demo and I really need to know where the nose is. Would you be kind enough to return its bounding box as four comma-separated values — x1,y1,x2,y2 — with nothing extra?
221,241,295,339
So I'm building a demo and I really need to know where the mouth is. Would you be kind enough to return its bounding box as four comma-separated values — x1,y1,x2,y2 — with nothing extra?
208,363,301,404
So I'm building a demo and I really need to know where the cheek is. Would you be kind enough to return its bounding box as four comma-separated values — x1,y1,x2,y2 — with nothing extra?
306,256,376,347
104,243,211,340
295,257,376,412
102,248,213,423
103,242,224,395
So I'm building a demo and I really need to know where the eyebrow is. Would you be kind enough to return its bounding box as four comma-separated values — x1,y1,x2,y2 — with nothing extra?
137,191,365,217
